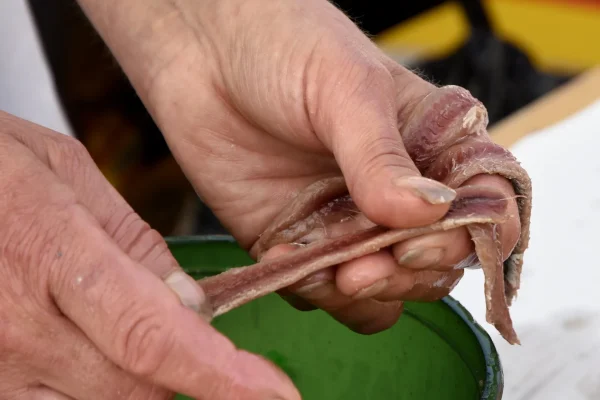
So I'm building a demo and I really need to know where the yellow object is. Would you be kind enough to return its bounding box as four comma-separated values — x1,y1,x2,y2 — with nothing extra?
376,0,600,74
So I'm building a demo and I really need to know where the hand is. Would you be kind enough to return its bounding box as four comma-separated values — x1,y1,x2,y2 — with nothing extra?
78,0,521,333
0,111,299,400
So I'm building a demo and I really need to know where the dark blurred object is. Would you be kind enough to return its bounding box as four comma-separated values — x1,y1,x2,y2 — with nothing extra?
333,0,446,35
412,0,573,125
416,29,572,125
334,0,574,126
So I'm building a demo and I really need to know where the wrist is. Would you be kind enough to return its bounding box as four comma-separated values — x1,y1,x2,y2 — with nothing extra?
75,0,209,100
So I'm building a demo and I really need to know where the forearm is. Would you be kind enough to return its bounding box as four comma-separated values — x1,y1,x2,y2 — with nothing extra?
75,0,193,101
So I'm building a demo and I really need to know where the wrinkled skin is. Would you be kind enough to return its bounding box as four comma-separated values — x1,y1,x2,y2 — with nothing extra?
197,88,532,345
102,0,521,333
0,0,526,398
0,112,298,400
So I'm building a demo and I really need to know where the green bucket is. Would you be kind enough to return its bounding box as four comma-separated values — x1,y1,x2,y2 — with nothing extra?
167,235,503,400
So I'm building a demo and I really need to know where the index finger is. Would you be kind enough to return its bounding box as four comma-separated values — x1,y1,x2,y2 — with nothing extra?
46,202,300,400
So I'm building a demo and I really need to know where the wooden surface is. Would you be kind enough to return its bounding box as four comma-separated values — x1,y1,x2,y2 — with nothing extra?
490,66,600,147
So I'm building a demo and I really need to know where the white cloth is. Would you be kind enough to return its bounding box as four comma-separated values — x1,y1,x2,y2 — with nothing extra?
0,1,72,135
453,99,600,400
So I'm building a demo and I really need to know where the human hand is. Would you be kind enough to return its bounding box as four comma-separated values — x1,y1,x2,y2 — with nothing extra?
0,111,299,400
77,0,521,333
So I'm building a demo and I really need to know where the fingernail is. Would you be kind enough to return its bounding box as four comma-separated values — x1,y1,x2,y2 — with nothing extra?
352,278,389,300
397,248,423,264
295,281,335,300
395,176,456,205
397,247,445,269
164,270,213,322
295,281,327,293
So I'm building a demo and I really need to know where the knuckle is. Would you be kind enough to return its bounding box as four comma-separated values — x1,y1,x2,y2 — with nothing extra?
355,136,415,179
47,204,102,294
110,209,154,249
334,58,394,110
60,135,89,158
47,135,95,178
309,37,394,108
0,150,80,296
108,210,174,276
0,199,75,288
138,228,172,268
115,306,175,377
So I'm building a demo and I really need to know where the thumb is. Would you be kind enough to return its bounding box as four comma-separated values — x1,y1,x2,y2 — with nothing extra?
314,62,456,228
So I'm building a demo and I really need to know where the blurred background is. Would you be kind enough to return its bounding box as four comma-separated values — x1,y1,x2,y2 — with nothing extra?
3,0,596,238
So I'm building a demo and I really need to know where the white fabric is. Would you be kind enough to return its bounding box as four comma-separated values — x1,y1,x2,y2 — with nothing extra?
0,1,72,135
453,99,600,400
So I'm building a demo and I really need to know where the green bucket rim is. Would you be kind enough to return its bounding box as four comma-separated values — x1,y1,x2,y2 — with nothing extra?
166,234,504,399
